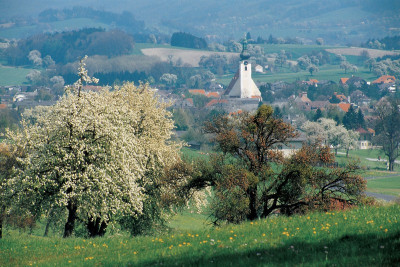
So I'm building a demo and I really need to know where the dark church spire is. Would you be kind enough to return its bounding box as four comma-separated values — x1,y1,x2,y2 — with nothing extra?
240,37,250,61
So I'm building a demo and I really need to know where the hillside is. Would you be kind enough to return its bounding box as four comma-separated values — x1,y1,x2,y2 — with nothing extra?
1,0,400,45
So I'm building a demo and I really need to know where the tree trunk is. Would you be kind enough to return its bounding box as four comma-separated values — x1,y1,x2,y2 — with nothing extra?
389,159,395,172
87,217,108,237
43,208,54,237
0,217,3,239
247,187,258,220
63,201,77,238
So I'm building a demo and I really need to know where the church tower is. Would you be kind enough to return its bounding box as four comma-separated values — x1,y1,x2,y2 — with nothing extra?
224,38,261,99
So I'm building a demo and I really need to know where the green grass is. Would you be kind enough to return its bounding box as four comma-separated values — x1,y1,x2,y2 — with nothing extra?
1,205,399,266
367,176,400,197
0,65,32,86
336,149,389,171
259,44,338,59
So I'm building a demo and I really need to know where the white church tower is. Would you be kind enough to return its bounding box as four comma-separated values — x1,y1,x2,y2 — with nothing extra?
224,38,261,99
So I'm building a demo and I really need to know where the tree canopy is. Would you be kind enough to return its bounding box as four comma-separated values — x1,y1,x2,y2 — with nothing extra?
189,105,366,224
4,59,181,237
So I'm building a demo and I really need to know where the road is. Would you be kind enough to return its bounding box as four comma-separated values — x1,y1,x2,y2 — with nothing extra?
365,192,397,202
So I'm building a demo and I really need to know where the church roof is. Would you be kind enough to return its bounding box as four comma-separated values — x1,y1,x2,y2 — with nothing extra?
223,70,240,96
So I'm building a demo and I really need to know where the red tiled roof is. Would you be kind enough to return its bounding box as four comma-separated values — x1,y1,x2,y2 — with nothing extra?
372,75,396,84
0,103,7,109
205,99,228,107
340,78,349,84
188,89,206,95
229,110,243,116
206,92,220,98
337,103,351,112
186,98,193,105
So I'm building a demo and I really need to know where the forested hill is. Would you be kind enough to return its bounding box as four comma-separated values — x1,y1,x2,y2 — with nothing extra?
2,0,400,45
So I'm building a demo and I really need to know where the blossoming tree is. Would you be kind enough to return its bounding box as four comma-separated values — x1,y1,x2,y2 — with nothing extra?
5,58,180,237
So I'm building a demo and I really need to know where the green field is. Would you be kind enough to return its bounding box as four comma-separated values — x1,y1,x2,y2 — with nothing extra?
367,176,400,197
0,65,32,86
1,205,399,266
259,44,338,59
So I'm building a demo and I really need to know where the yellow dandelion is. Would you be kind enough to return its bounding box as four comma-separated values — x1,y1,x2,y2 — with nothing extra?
384,229,388,233
262,233,266,237
313,231,316,234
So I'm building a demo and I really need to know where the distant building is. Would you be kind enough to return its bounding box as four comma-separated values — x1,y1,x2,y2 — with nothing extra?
356,128,375,149
224,38,261,99
372,75,396,84
255,65,264,73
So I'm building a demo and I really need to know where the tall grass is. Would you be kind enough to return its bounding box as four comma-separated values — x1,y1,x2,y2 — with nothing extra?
1,205,399,266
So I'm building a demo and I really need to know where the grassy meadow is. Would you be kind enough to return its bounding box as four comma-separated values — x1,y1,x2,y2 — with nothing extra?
0,65,32,86
1,150,400,266
1,205,399,266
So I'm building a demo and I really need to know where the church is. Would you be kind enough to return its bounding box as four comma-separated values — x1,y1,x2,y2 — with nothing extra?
223,38,262,100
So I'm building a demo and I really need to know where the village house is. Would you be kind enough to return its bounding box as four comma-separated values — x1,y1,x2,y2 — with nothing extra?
274,131,307,157
356,128,375,149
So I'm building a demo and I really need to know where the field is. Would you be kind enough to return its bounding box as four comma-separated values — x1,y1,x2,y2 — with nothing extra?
325,47,400,58
141,47,237,67
217,65,378,86
1,205,399,266
0,65,31,86
1,149,399,266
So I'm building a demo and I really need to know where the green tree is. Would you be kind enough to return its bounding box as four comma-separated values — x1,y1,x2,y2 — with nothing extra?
5,58,181,237
307,64,319,76
343,105,358,130
313,108,323,121
275,50,287,67
374,97,400,171
199,105,366,223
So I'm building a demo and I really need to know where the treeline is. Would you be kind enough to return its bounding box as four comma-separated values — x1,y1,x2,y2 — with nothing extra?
171,32,207,49
5,28,135,65
63,71,148,86
362,36,400,50
38,6,145,34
